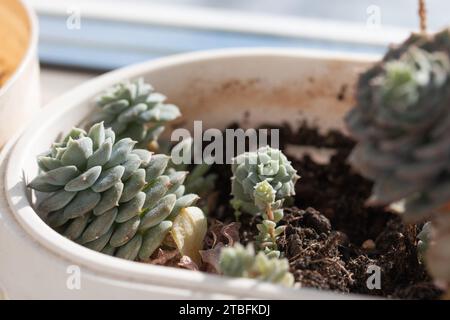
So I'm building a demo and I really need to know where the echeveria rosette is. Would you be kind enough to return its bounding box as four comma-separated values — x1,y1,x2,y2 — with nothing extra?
230,146,300,216
219,243,294,287
345,29,450,223
92,78,181,149
28,122,199,261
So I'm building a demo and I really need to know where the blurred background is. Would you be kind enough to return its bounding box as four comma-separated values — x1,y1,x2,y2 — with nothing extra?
28,0,450,103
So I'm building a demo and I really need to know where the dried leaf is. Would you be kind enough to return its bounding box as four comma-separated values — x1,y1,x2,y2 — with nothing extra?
178,255,199,271
171,207,207,265
205,219,241,248
150,248,180,265
200,243,224,274
222,222,240,246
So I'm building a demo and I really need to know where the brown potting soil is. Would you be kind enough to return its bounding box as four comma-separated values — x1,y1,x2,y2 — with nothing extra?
204,122,443,300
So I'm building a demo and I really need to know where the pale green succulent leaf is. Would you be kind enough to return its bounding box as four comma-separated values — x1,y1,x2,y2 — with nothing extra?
167,171,188,194
172,185,185,198
104,127,116,144
87,122,106,150
85,227,114,252
143,125,165,146
65,166,102,192
138,220,172,261
37,156,62,172
38,189,77,213
105,138,136,169
110,216,141,247
145,154,169,181
120,168,146,203
80,208,117,244
63,189,101,219
116,192,145,223
101,243,116,256
117,103,147,123
91,165,125,193
61,137,93,170
139,194,176,231
102,99,129,114
64,213,91,240
46,210,69,228
86,139,112,169
29,166,79,190
63,128,86,143
131,149,152,167
115,234,142,260
93,182,123,216
143,176,170,209
168,193,200,220
121,154,142,181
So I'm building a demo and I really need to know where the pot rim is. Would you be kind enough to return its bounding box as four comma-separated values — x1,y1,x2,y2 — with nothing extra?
3,48,377,299
0,0,39,97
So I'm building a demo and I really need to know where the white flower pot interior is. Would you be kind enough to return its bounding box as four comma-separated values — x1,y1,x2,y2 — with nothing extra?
2,49,376,299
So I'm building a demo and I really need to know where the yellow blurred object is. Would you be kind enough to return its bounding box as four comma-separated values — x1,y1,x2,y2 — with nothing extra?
170,207,207,266
0,0,30,86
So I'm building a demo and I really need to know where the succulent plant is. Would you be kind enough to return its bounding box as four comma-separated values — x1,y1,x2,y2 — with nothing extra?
91,78,181,150
28,122,199,261
231,146,299,216
230,147,299,256
219,243,294,287
346,28,450,291
253,181,286,258
346,29,450,223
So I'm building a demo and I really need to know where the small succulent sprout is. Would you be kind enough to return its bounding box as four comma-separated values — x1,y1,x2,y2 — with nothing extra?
29,122,201,261
231,146,299,215
230,147,299,256
219,243,294,287
92,78,181,150
346,29,450,223
253,181,285,258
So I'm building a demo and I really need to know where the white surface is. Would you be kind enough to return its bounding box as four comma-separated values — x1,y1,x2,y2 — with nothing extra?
1,48,376,299
29,0,409,46
41,68,97,105
125,0,450,30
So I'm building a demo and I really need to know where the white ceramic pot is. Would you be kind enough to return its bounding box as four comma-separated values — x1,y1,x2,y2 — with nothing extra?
0,0,40,149
0,48,377,299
